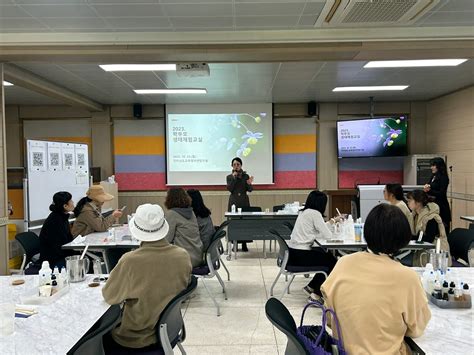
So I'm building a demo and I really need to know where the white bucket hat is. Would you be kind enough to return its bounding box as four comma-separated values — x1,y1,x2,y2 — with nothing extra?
129,204,169,242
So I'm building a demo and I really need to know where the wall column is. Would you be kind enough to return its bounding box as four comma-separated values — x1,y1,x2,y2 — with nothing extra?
91,107,113,180
0,65,10,274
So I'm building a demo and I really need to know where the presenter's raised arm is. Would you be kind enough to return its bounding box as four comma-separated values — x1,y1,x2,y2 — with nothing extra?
226,174,237,192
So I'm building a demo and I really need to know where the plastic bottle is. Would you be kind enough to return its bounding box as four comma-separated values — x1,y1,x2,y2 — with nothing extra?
60,267,68,287
442,280,449,298
345,215,355,240
462,283,470,303
231,204,236,213
445,268,453,284
427,271,436,294
433,280,442,299
421,267,433,291
454,284,463,301
448,288,455,302
38,261,52,286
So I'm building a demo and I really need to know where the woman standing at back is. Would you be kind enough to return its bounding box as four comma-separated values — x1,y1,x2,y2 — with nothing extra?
424,157,451,231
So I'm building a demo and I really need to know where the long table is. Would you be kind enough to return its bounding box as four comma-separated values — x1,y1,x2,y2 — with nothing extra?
62,226,139,272
0,275,110,354
225,212,298,259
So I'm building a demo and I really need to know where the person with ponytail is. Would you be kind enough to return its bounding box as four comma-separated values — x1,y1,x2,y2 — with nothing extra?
39,191,76,269
383,184,412,232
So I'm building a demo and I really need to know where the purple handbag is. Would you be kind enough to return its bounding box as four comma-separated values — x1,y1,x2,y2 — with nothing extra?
296,302,346,355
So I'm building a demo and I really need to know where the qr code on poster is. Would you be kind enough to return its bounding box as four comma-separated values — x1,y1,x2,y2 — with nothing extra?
50,153,60,167
77,153,85,166
64,153,73,167
33,152,44,167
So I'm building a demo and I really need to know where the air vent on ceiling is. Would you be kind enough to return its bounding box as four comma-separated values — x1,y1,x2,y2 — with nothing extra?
315,0,440,27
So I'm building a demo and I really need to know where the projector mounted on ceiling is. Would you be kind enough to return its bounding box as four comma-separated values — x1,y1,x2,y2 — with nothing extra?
315,0,440,27
176,63,210,78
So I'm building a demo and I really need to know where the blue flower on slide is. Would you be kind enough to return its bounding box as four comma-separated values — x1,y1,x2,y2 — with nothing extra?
387,128,402,139
242,131,263,145
236,141,248,157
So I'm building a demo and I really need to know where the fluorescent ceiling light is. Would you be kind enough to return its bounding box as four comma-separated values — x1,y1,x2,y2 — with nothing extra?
333,86,409,92
364,59,468,68
134,89,207,94
99,64,176,72
3,81,13,86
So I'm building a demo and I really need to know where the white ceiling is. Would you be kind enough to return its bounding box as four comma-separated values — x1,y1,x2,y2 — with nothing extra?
0,0,473,32
4,60,474,105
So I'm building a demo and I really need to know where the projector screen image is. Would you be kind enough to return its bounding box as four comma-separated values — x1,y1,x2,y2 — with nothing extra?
166,104,273,185
337,116,408,158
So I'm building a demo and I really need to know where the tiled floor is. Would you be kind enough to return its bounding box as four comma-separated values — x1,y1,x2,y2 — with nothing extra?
181,241,323,355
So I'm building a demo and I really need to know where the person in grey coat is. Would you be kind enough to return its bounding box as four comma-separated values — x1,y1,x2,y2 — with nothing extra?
165,188,203,267
187,189,215,252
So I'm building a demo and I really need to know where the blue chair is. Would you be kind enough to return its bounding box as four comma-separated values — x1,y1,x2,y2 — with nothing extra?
268,229,328,300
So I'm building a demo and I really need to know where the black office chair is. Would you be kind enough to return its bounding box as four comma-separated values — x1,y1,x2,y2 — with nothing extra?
269,229,329,299
15,232,41,273
241,206,262,212
67,304,122,355
265,297,309,355
104,248,132,272
282,221,294,232
192,230,228,316
273,204,285,212
156,276,198,354
448,228,474,265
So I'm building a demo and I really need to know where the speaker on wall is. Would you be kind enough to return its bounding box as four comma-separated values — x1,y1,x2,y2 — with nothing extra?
133,103,142,118
308,101,318,117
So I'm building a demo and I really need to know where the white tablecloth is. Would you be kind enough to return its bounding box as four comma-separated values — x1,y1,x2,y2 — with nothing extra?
0,275,110,354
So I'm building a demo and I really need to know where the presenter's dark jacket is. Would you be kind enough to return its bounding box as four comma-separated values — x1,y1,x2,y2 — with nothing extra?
226,171,253,211
427,173,451,225
39,211,75,268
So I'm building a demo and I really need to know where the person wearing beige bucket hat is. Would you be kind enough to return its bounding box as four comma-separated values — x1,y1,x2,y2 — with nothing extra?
102,204,192,350
71,185,123,237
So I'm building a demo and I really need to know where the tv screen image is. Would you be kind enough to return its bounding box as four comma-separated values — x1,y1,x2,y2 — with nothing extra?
337,116,408,158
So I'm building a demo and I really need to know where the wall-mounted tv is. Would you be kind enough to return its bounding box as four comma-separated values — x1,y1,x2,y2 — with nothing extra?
337,116,408,158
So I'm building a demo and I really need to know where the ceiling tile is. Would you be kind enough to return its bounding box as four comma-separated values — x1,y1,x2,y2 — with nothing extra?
161,3,232,17
91,4,165,17
0,17,47,29
302,1,325,15
105,17,170,29
40,17,109,29
298,15,316,26
0,5,32,17
19,4,98,17
235,3,305,16
438,0,474,12
421,11,474,24
170,16,232,28
235,15,299,27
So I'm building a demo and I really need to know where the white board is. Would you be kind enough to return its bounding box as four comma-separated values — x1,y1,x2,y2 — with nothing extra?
26,140,90,222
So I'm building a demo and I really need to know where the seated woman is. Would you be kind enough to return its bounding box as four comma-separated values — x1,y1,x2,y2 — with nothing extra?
165,188,203,267
407,190,451,264
72,185,122,237
39,191,76,269
384,183,412,229
102,204,192,351
287,190,341,301
321,204,431,354
187,189,214,252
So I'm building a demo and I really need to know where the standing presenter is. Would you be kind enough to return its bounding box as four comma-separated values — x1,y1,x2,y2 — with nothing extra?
226,157,254,251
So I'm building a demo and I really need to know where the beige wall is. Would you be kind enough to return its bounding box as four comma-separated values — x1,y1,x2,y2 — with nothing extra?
426,86,474,229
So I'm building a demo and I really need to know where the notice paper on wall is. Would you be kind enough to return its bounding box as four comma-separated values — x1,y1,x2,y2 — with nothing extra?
47,142,62,171
28,141,47,172
75,144,88,171
62,143,75,171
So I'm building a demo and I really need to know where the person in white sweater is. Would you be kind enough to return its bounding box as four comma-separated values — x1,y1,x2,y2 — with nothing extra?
288,190,341,301
383,184,413,233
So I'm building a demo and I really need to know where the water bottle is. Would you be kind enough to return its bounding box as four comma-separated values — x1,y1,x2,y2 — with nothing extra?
231,204,236,214
38,261,52,287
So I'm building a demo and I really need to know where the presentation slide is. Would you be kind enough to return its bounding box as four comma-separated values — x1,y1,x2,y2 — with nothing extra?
166,104,273,185
337,116,408,158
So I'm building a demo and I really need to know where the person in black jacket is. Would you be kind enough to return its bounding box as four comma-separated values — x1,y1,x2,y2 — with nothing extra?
39,191,76,269
424,157,451,231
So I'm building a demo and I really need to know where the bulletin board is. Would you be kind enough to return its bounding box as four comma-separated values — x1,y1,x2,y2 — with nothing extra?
26,139,90,222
